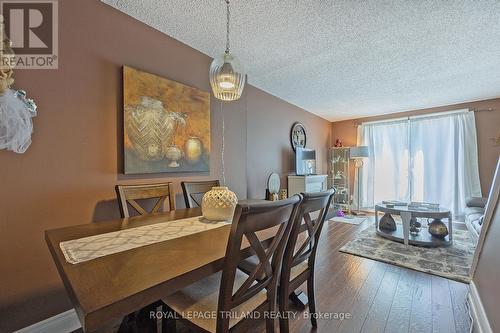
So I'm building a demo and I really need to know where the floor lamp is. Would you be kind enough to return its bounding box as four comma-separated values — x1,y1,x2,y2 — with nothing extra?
350,146,369,215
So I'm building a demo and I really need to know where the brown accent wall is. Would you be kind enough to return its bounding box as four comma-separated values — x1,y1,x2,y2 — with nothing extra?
0,1,331,331
246,88,331,199
331,99,500,196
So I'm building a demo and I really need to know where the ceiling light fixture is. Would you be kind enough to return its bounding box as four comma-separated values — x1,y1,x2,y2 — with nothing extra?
209,0,246,101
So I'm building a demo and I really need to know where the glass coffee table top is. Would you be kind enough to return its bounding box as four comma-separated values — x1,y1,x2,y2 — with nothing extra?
374,203,452,247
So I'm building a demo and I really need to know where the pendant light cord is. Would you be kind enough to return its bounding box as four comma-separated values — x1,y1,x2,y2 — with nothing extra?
221,100,226,186
222,0,230,186
225,0,230,54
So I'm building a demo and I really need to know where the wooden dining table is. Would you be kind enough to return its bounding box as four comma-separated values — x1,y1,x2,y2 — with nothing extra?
45,207,273,333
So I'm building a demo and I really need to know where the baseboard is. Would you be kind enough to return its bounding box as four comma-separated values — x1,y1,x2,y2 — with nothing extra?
467,281,493,333
14,309,81,333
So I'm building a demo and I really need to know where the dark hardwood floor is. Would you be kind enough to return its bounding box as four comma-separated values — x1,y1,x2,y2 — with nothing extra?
229,218,470,333
75,218,471,333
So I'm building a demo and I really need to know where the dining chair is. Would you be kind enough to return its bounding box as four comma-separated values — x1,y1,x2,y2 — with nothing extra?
238,188,335,332
161,195,303,333
181,180,220,208
279,189,334,332
115,182,176,218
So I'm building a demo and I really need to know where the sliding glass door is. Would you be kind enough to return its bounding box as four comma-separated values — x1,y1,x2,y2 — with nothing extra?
358,110,481,218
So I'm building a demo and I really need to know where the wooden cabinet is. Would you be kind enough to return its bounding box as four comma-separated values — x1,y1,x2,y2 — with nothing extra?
287,175,328,196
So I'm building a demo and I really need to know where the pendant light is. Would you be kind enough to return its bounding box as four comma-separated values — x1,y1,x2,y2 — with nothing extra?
209,0,246,101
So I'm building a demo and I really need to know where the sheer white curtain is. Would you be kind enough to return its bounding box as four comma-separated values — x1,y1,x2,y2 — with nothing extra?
409,111,481,217
358,110,482,218
357,119,410,208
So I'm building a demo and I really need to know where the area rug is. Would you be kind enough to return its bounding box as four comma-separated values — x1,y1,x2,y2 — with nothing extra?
329,216,368,225
339,225,475,283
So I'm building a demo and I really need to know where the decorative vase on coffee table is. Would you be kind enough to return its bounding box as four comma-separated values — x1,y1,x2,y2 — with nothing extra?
379,213,396,231
201,186,238,221
428,218,449,239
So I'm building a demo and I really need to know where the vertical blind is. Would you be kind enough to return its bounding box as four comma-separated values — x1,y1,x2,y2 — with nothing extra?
357,110,482,218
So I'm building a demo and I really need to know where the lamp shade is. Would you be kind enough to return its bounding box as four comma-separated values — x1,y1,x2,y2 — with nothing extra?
209,0,246,101
209,53,246,101
350,146,369,159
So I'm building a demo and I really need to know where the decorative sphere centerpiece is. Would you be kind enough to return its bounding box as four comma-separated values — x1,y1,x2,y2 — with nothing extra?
201,186,238,221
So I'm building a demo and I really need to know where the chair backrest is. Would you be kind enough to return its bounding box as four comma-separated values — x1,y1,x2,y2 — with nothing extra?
115,183,175,218
281,189,335,283
181,180,220,208
216,195,302,332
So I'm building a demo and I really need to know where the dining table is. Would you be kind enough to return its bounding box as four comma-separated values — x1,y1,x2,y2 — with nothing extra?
45,206,274,333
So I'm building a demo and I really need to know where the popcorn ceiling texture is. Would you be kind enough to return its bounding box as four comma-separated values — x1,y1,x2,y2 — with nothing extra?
102,0,500,121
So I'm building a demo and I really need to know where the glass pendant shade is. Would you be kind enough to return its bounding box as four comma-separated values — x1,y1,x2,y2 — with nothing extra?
209,52,246,101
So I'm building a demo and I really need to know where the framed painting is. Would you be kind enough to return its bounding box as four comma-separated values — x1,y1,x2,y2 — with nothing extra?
123,66,210,174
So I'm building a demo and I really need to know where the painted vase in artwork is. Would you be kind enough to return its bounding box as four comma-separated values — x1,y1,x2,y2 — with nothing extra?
185,136,203,164
202,186,238,221
123,66,211,174
165,146,183,167
125,96,174,161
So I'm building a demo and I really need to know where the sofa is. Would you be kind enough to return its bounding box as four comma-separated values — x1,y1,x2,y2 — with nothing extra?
465,197,487,244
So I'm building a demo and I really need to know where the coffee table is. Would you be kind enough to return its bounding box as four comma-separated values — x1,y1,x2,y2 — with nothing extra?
374,203,453,247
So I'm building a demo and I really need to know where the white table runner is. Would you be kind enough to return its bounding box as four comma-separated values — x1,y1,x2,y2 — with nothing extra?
60,216,230,264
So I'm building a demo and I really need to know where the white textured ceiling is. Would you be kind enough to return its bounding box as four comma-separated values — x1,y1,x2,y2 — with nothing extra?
102,0,500,121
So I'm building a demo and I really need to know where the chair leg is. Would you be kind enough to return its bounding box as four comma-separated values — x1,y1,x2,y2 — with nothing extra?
307,274,317,327
279,285,290,333
266,289,277,333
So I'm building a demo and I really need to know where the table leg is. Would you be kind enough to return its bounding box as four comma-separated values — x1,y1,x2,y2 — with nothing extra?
401,211,411,246
375,208,379,229
118,301,160,333
448,213,453,242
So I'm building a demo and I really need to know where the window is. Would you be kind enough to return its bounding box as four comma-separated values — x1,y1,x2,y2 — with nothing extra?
357,110,482,218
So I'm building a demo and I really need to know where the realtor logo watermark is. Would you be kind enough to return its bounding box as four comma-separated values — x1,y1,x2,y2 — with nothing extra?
1,0,58,69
